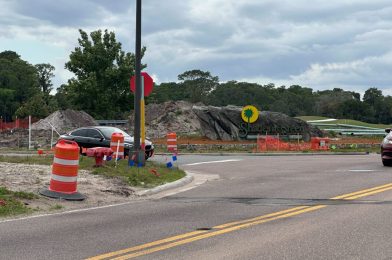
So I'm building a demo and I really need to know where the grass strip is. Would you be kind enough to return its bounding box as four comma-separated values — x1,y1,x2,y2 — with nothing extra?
0,187,38,217
0,155,185,188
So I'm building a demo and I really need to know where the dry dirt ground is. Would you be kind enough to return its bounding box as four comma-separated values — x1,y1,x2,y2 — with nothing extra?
0,162,144,218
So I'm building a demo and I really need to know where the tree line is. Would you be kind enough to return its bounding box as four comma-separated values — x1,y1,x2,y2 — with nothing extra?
151,75,392,124
1,29,391,124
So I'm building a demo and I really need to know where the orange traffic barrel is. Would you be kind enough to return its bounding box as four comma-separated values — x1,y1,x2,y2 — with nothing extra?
39,139,85,200
111,133,125,159
310,137,320,150
318,137,330,150
167,132,177,152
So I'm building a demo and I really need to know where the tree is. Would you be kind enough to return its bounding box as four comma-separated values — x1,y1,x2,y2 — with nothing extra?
363,87,383,106
178,70,219,103
54,84,72,110
64,29,145,119
15,93,50,118
0,50,39,121
147,82,186,103
35,63,55,96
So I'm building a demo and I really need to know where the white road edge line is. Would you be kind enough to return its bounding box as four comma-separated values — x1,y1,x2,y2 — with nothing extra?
183,159,243,166
0,201,139,224
348,169,376,172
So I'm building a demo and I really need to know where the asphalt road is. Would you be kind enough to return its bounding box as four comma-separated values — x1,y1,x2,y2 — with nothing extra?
1,153,392,259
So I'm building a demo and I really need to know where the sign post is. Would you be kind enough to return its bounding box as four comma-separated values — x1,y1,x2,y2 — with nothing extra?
140,77,145,165
130,72,154,166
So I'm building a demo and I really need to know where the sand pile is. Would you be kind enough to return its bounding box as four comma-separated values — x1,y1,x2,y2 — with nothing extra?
32,109,97,134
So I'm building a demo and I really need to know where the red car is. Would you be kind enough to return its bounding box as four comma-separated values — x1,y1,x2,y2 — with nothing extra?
381,128,392,166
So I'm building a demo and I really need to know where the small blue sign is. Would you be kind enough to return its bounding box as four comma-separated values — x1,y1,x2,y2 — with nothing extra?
166,162,173,168
172,155,177,161
129,160,135,167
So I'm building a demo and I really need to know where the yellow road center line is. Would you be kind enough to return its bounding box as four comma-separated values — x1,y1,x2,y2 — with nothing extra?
87,182,392,260
111,205,327,260
213,206,309,229
85,230,207,260
345,185,392,200
331,183,392,200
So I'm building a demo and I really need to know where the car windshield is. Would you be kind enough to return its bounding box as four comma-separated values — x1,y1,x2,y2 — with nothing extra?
98,127,131,139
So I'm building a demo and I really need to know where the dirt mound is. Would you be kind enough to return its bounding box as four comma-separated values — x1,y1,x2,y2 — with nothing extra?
128,101,202,138
32,109,97,134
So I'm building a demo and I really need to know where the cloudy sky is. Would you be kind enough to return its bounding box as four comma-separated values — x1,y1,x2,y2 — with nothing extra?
1,0,392,96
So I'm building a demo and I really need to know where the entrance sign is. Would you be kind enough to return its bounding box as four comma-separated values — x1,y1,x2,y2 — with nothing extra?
241,105,259,123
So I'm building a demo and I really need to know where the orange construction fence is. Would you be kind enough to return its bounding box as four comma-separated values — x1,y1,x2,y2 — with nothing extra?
0,117,39,131
255,135,329,152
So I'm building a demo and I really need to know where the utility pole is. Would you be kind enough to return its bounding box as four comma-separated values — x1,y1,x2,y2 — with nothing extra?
133,0,142,165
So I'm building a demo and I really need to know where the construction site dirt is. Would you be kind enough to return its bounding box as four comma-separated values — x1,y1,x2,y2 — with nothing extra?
0,161,142,219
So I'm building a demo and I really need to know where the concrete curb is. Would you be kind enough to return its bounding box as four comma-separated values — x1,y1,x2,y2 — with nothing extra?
155,152,371,156
136,171,194,196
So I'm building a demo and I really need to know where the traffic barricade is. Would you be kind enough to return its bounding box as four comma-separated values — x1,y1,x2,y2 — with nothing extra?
311,137,330,151
39,139,85,200
111,133,125,159
167,132,177,152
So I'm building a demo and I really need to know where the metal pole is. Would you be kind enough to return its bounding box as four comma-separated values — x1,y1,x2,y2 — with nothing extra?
133,0,142,165
51,126,54,149
115,140,120,168
28,115,31,150
140,76,146,166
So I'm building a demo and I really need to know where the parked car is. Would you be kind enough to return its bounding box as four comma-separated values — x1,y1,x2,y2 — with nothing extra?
59,126,154,160
381,128,392,166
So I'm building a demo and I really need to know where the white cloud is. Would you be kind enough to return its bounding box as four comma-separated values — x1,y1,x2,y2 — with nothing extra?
290,52,392,90
1,0,392,95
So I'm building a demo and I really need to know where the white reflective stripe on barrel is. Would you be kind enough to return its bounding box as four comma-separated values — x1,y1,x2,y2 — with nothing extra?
167,139,177,142
53,157,79,166
168,145,177,147
110,142,124,147
51,174,78,183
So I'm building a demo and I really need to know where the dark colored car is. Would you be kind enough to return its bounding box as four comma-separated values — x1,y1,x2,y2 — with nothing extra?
381,128,392,166
59,126,154,160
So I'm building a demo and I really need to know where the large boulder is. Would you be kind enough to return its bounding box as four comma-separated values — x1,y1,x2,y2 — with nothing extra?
192,105,323,141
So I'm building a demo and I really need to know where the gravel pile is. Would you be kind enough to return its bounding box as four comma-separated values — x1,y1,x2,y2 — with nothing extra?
32,109,97,134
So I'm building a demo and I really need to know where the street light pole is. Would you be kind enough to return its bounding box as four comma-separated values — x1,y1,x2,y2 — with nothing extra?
133,0,142,165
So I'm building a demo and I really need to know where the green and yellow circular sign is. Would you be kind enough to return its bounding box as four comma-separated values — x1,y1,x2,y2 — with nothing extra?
241,105,259,123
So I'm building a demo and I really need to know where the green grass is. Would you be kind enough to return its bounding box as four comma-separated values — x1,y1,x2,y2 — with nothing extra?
0,155,52,165
330,119,391,129
88,159,185,188
49,204,64,211
297,116,392,129
296,116,333,121
0,187,38,217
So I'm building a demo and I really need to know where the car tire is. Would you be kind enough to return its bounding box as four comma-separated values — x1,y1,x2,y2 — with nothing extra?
382,159,392,166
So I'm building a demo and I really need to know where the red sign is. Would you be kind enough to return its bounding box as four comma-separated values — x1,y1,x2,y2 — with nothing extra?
130,72,154,97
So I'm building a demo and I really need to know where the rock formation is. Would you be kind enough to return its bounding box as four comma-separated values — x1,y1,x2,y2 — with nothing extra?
192,105,323,141
129,101,322,141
